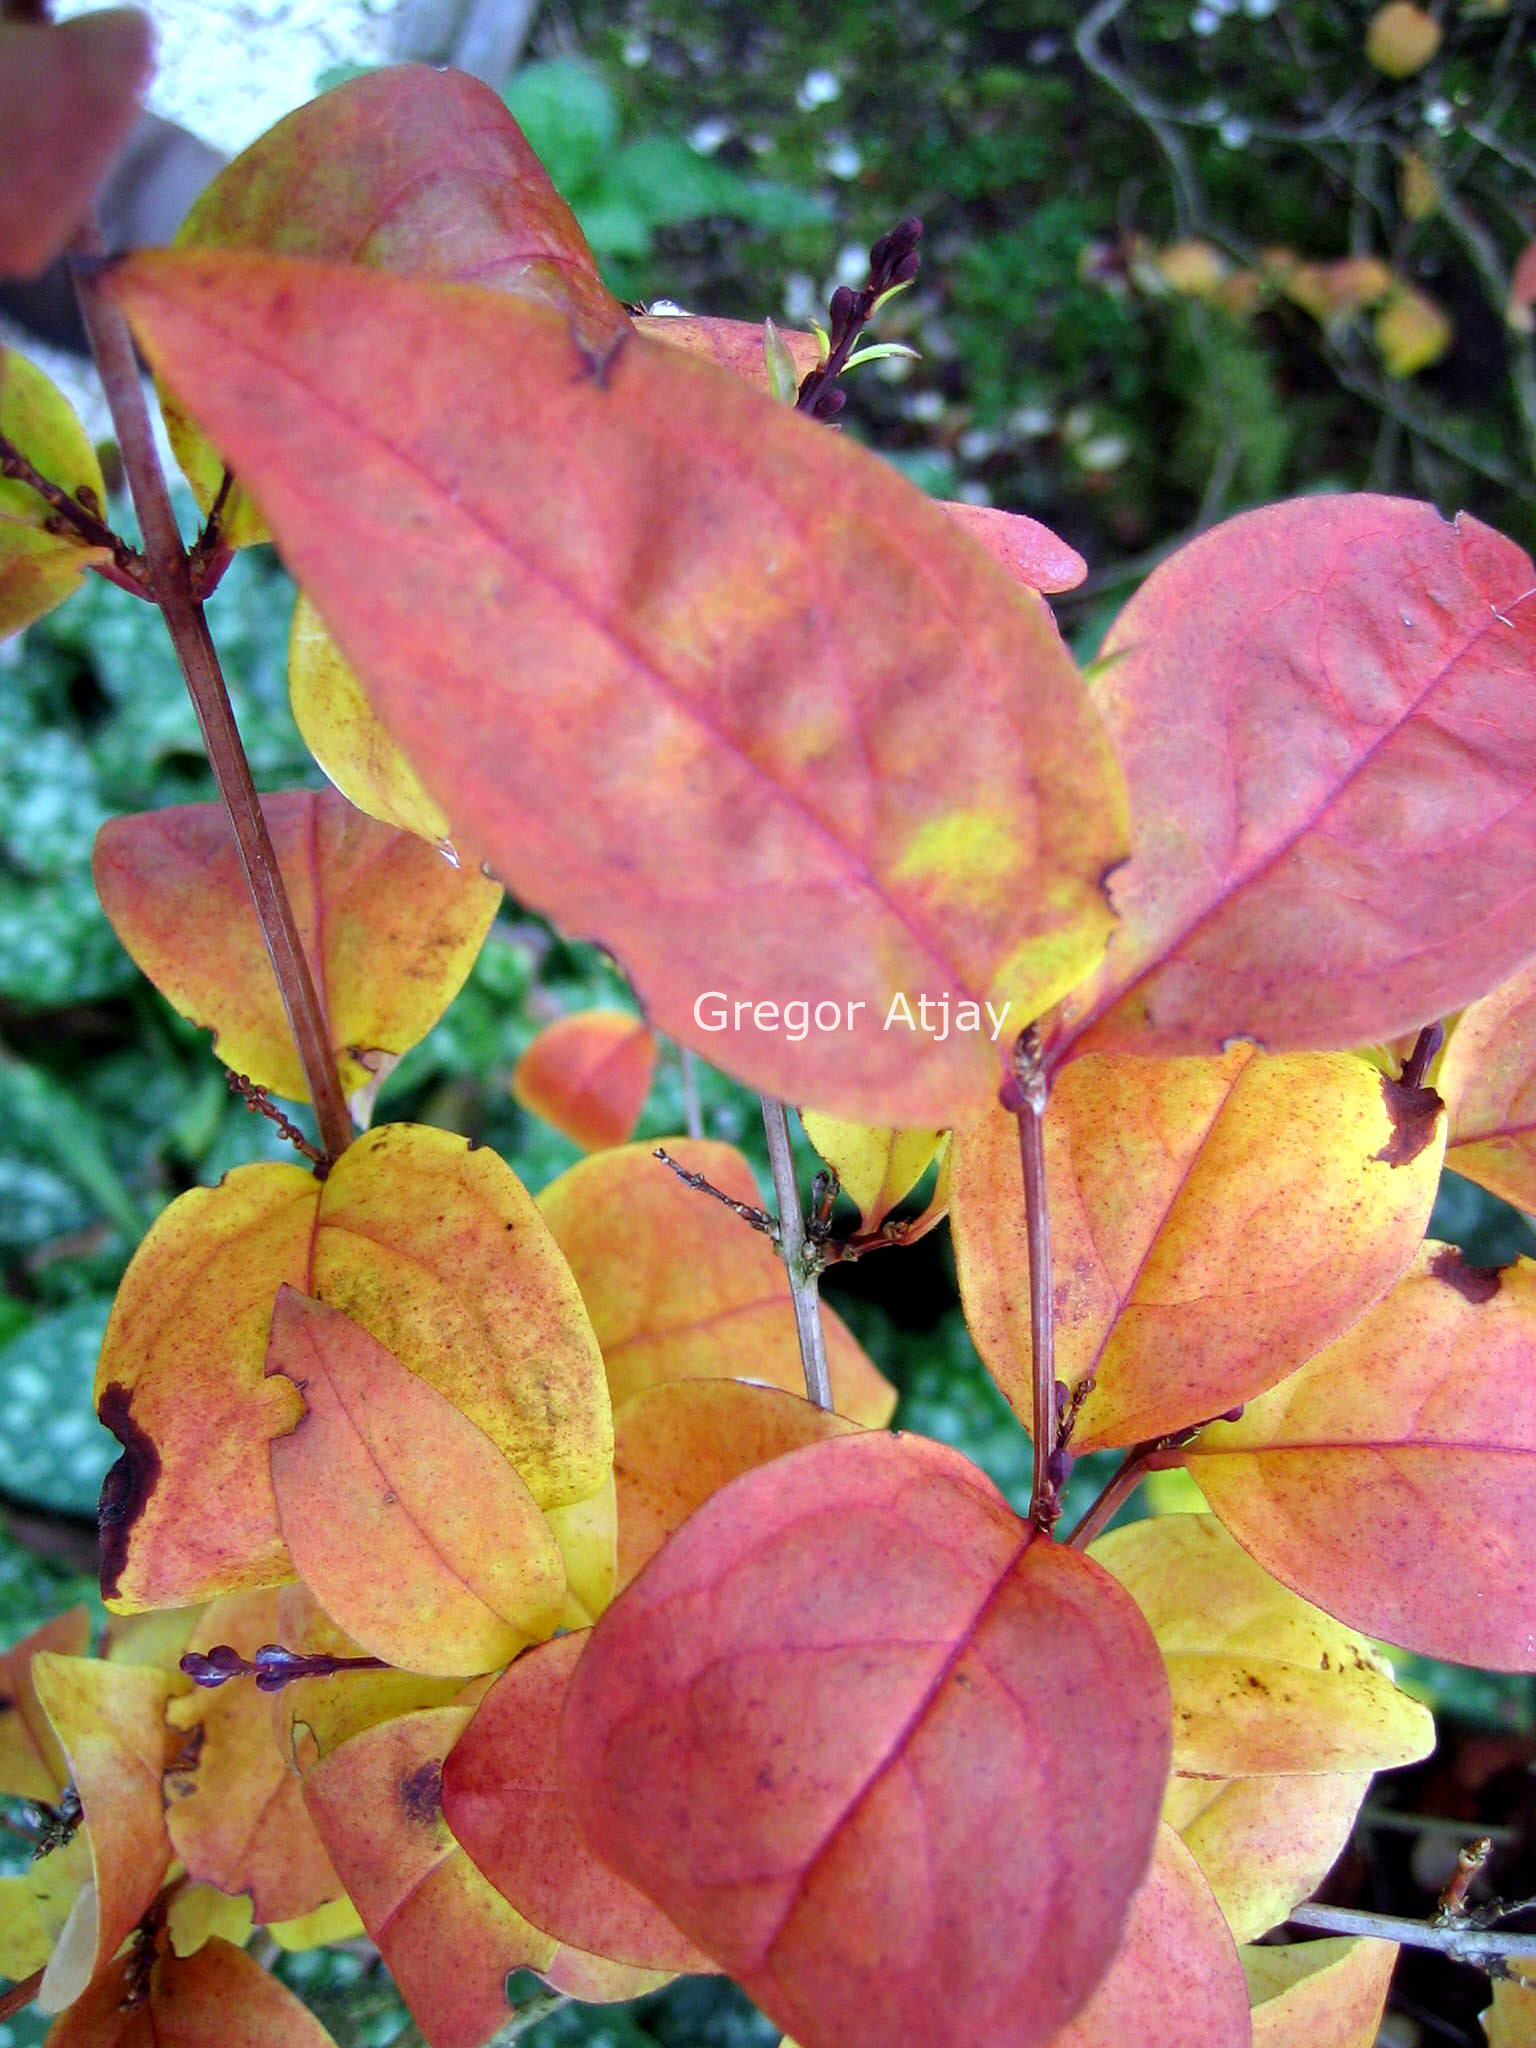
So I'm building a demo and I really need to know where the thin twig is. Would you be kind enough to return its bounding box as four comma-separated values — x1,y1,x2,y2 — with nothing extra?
678,1045,703,1140
0,1970,43,2024
1003,1028,1060,1532
760,1099,834,1410
0,428,147,585
1288,1899,1536,1966
653,1148,776,1235
228,1071,328,1166
1065,1441,1157,1550
70,231,355,1164
1076,0,1205,234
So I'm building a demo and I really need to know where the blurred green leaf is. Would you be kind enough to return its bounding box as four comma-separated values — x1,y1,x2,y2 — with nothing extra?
0,1297,116,1515
504,60,621,195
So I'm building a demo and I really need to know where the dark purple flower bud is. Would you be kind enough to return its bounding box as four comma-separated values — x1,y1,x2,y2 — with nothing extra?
829,285,857,329
1220,1404,1246,1424
1047,1447,1074,1489
180,1644,247,1688
889,249,921,286
816,387,847,420
868,232,892,272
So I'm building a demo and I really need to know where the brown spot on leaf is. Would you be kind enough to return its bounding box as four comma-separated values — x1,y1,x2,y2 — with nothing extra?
1429,1243,1505,1302
1375,1074,1443,1167
399,1759,443,1825
97,1382,161,1603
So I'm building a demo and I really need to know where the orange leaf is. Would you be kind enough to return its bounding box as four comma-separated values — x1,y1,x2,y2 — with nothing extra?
1049,497,1536,1063
165,65,625,544
0,350,111,638
0,11,153,279
106,250,1128,1127
266,1289,566,1676
1184,1246,1536,1668
43,1936,339,2048
1042,1826,1249,2048
1374,285,1452,377
613,1379,859,1591
443,1630,711,1973
952,1046,1442,1447
538,1139,894,1423
1091,1516,1433,1777
93,787,500,1109
1246,1936,1397,2046
513,1009,658,1152
31,1654,176,2014
561,1430,1172,2048
1486,1975,1536,2046
303,1700,558,2048
1441,954,1536,1212
164,1588,343,1923
0,1605,90,1800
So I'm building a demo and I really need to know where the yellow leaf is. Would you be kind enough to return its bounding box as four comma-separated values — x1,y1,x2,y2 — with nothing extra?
1374,284,1453,376
1246,1935,1397,2045
0,348,109,638
1090,1515,1435,1776
799,1114,946,1234
289,593,452,846
1167,1769,1371,1941
1366,2,1443,76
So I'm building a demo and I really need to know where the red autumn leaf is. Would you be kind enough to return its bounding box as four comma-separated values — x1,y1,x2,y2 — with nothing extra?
613,1379,859,1591
513,1009,659,1152
266,1289,566,1676
635,311,822,392
1509,240,1536,334
302,1700,560,2048
164,1589,344,1924
442,1630,712,1973
165,64,625,543
951,1046,1443,1448
940,500,1088,594
0,10,153,279
93,787,500,1109
1440,954,1536,1213
561,1430,1171,2048
1042,1826,1250,2048
1184,1245,1536,1668
42,1935,339,2048
106,251,1128,1128
31,1653,176,2014
1048,497,1536,1064
537,1139,894,1424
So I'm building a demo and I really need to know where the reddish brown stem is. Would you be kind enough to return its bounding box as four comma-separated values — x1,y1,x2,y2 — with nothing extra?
70,235,354,1163
0,1970,43,2024
1005,1028,1059,1532
0,428,147,583
1065,1441,1160,1549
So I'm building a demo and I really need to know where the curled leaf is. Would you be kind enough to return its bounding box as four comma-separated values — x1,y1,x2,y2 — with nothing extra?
1440,954,1536,1213
513,1009,658,1152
